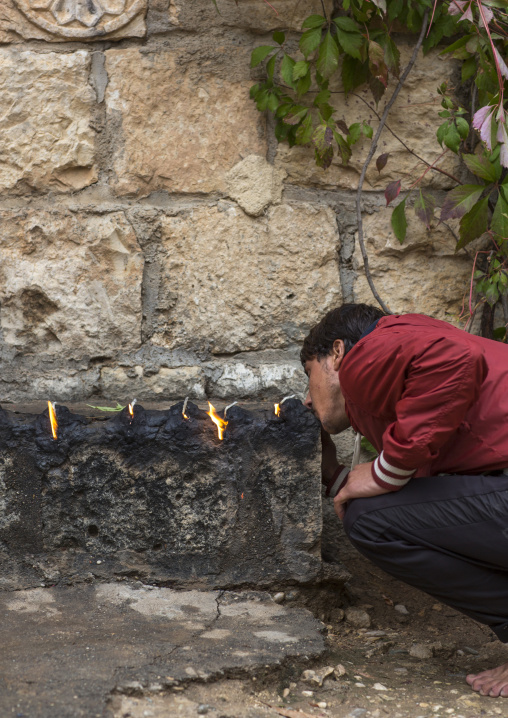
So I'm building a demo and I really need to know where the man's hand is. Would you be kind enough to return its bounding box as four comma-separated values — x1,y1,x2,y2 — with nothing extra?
321,428,339,483
334,461,391,519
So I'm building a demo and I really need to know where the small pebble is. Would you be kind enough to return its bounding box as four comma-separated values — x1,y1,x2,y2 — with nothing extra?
96,560,102,565
354,682,366,688
373,683,388,690
273,592,285,604
348,709,367,717
197,706,209,716
282,688,290,698
410,643,433,659
394,604,409,615
301,690,313,697
345,607,371,628
317,702,327,709
334,663,347,678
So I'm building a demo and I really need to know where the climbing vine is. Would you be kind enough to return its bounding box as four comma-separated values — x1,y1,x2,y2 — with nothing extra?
217,0,508,336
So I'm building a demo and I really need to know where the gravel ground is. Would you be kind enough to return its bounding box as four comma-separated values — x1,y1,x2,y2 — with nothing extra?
111,540,508,718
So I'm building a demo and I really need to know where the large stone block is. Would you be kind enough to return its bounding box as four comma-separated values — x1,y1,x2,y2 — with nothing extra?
0,210,144,360
207,356,306,400
353,206,472,320
149,201,341,354
166,0,333,32
0,50,97,192
226,155,286,217
100,365,206,401
0,400,324,589
275,45,461,191
0,0,146,42
105,48,266,196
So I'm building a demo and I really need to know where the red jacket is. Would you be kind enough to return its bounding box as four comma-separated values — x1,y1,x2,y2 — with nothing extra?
339,314,508,491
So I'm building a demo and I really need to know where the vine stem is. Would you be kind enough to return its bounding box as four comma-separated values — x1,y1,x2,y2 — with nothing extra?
355,9,430,314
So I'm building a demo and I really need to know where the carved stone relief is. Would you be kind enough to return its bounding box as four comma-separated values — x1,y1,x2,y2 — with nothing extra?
13,0,145,38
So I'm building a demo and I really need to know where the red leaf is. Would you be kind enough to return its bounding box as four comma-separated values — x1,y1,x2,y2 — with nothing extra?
385,179,401,206
336,119,349,135
376,152,389,173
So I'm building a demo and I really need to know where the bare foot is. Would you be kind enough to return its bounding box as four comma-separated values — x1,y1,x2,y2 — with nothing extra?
467,662,508,697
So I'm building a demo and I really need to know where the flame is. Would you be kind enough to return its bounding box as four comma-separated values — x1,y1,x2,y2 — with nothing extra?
207,402,228,440
274,403,280,417
128,403,134,418
183,412,189,420
241,492,244,499
48,401,58,440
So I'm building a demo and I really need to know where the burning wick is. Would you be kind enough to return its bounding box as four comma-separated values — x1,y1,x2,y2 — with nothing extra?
128,399,137,418
274,394,297,416
48,401,58,440
207,402,228,440
224,401,237,418
182,396,189,420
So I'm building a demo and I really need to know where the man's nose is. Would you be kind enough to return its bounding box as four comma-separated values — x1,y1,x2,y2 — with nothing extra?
303,391,312,410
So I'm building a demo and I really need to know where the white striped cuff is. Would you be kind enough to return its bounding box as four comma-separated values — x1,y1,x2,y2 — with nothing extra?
372,451,415,491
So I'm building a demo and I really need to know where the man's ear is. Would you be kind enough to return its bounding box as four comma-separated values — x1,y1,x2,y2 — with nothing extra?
331,339,345,372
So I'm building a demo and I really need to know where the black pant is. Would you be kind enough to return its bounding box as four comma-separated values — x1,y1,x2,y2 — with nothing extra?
343,474,508,642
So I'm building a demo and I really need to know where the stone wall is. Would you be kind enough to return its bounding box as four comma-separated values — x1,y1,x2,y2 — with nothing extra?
0,0,472,404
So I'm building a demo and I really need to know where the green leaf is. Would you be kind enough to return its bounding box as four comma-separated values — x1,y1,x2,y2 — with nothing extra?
368,40,387,86
293,61,309,81
380,36,400,77
457,197,490,249
491,187,508,238
299,27,322,58
316,31,340,79
347,122,362,146
462,56,477,82
87,402,125,412
302,14,326,29
414,190,436,228
485,282,500,307
462,154,499,183
333,130,352,165
295,113,313,145
249,83,260,100
273,31,285,45
250,45,276,68
280,54,297,89
440,185,485,221
443,123,461,153
455,116,469,140
297,71,312,97
266,54,276,80
391,197,407,243
436,121,449,146
362,121,373,139
333,17,361,32
267,93,279,112
282,106,308,125
336,27,363,60
440,35,471,55
313,88,331,106
342,56,369,95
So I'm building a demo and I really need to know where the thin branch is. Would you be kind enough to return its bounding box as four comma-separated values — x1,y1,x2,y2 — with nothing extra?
348,92,462,185
273,81,462,184
355,10,430,314
320,0,329,23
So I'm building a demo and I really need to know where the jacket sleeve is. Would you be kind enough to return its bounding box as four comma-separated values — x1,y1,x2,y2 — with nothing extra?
371,336,487,491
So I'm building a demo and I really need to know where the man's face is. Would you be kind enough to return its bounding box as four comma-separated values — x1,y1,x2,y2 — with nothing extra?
303,340,351,434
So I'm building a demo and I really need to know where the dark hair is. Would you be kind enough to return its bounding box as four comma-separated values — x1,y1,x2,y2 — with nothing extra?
300,303,386,364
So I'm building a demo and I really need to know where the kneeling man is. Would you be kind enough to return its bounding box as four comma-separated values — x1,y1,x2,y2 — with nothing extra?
302,304,508,698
